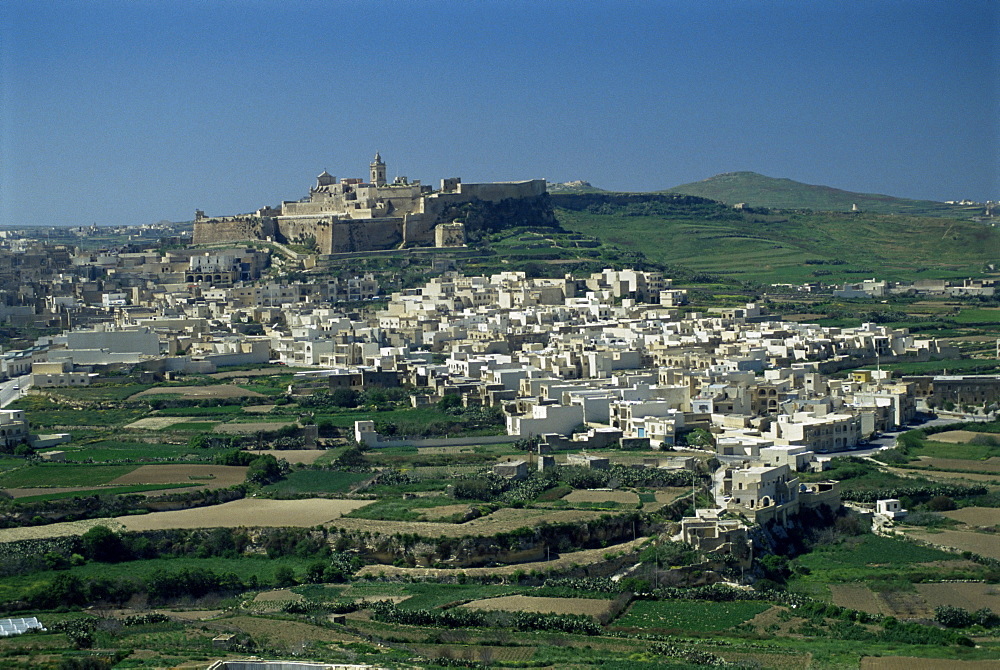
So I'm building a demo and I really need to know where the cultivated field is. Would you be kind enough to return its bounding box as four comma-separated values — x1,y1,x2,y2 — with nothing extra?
461,595,613,618
828,584,887,615
108,464,248,489
256,449,327,464
943,506,1000,526
903,529,1000,560
130,385,265,399
862,658,1000,670
917,456,1000,473
916,582,1000,611
929,430,992,444
0,518,125,543
356,537,647,579
116,497,374,531
213,421,298,433
125,416,201,429
332,507,614,538
563,489,640,504
614,599,771,632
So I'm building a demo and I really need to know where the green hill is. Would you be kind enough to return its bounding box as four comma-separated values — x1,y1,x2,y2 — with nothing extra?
550,192,1000,284
661,171,980,218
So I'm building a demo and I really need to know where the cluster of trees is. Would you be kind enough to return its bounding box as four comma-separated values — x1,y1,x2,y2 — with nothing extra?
369,600,602,636
934,605,1000,628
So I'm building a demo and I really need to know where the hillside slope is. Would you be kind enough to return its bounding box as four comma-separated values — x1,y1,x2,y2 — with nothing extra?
551,193,1000,284
661,172,979,218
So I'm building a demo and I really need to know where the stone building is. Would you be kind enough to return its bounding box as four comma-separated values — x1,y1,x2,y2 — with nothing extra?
194,154,547,254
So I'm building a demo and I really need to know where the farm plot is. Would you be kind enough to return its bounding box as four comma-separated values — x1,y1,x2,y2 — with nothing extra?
0,518,125,543
903,529,1000,560
828,584,888,615
461,595,614,619
256,449,326,464
107,464,248,489
130,385,265,400
929,430,999,444
332,507,613,538
563,489,639,504
917,456,1000,473
213,420,298,434
408,645,536,664
125,416,202,430
862,658,1000,670
219,615,363,646
943,506,1000,526
614,600,770,633
116,497,374,531
916,582,1000,611
0,463,138,488
262,470,372,495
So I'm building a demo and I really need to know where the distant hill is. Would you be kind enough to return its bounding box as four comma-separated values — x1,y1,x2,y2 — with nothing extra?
661,171,979,218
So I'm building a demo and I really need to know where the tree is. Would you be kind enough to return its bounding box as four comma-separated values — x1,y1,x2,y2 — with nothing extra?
81,525,126,563
246,454,282,485
274,565,297,587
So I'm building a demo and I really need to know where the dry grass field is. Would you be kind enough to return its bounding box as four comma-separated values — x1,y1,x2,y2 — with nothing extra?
828,584,887,615
930,430,990,444
563,489,640,504
418,504,473,520
461,595,613,618
916,582,1000,611
116,498,374,531
903,529,1000,560
943,507,1000,526
108,464,248,488
917,456,1000,473
0,518,125,543
125,416,199,429
130,385,265,399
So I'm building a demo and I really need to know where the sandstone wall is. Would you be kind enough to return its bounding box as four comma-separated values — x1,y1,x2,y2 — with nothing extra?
193,217,276,246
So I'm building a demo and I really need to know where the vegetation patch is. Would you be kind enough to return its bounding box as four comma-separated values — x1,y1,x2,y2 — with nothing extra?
0,463,138,488
614,599,770,632
262,470,372,495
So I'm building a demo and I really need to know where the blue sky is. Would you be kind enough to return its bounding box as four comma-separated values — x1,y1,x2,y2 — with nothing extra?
1,0,997,227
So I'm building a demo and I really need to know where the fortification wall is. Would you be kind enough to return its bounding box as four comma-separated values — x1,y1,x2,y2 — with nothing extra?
458,179,546,201
193,217,276,246
329,218,405,253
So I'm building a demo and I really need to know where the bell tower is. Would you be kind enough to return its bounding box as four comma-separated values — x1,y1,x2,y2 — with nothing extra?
370,152,387,186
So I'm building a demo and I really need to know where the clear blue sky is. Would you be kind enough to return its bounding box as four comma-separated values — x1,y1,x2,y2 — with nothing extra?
1,0,997,227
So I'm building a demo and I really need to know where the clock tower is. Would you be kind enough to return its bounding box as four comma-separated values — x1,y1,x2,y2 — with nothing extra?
370,152,387,186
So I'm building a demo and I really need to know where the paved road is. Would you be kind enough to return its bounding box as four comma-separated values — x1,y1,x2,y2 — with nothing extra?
0,375,30,408
820,413,980,460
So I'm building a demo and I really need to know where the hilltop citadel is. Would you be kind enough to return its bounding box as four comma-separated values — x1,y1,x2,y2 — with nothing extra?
193,153,548,253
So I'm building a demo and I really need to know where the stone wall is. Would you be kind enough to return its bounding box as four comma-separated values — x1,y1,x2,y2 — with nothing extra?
193,216,277,246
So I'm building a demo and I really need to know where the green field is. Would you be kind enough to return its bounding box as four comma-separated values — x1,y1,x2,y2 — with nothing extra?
262,470,372,495
0,463,138,488
614,599,770,632
0,555,318,603
13,482,198,503
40,440,217,463
554,199,1000,283
344,495,464,521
